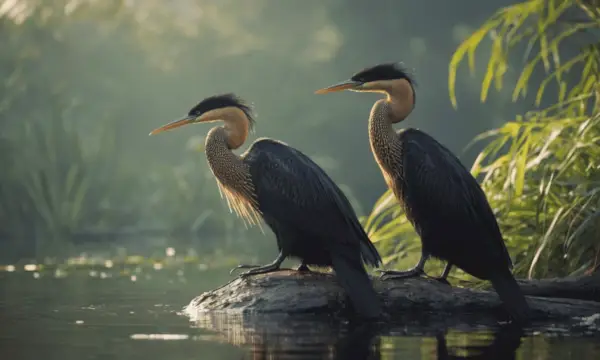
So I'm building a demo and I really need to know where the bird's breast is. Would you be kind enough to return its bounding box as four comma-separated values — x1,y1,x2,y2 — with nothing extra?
370,136,409,210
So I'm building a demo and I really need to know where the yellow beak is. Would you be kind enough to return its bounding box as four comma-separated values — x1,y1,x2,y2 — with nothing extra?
314,80,362,94
149,115,195,136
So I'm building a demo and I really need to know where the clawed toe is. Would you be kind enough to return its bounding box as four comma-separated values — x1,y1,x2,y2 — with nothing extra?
234,264,281,278
238,269,261,278
229,264,260,275
239,268,279,278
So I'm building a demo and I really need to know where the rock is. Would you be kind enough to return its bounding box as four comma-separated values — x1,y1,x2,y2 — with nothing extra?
184,270,600,321
183,271,600,359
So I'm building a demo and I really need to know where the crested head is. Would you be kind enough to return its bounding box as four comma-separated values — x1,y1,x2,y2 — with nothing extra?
350,62,416,105
351,62,415,84
188,93,256,130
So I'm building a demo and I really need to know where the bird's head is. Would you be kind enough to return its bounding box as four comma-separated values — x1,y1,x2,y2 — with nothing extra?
314,62,416,104
149,93,255,136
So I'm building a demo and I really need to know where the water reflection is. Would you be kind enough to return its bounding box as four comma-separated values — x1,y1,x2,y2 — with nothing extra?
193,312,353,358
436,323,523,359
240,322,382,360
332,323,380,360
189,312,528,359
2,267,599,360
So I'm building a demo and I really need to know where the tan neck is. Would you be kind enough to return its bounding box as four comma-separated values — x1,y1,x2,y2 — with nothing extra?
358,78,414,123
385,78,414,123
368,100,397,161
192,105,261,226
367,79,414,171
204,126,243,170
200,106,252,193
204,125,261,226
221,107,250,149
194,106,249,149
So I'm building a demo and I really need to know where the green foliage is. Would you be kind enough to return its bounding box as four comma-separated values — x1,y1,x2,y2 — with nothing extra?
366,0,600,280
0,0,259,261
0,0,352,262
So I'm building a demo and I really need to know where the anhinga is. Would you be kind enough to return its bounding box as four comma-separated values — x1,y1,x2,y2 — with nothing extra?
149,93,382,319
314,62,530,323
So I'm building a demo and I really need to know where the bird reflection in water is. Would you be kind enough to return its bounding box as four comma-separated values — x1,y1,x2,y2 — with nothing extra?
238,322,380,360
225,317,524,360
435,323,524,360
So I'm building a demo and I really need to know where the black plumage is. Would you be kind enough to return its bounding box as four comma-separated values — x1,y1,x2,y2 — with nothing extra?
242,139,383,318
188,93,256,127
315,62,530,323
245,139,381,269
351,62,417,105
394,129,529,322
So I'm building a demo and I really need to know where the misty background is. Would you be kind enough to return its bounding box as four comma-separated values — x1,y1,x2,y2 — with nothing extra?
0,0,530,263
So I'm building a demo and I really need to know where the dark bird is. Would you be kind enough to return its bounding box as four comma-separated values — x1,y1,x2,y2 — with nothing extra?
149,93,383,319
314,62,530,323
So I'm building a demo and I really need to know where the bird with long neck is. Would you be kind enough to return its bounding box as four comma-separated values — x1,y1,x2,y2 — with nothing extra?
315,63,530,324
151,94,261,226
149,93,383,319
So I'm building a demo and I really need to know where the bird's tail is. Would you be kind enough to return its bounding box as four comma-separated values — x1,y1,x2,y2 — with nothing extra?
489,269,531,324
331,252,382,319
353,221,382,267
359,238,382,268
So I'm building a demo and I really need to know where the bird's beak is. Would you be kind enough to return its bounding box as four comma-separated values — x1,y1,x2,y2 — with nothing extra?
314,80,362,94
149,115,195,136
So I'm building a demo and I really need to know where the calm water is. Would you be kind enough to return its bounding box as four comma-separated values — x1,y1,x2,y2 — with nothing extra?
1,264,599,359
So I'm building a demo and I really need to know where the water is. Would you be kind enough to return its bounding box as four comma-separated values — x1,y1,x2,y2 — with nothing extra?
1,264,599,359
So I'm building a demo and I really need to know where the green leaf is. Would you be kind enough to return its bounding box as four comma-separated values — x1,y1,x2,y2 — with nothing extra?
514,132,530,196
448,18,502,108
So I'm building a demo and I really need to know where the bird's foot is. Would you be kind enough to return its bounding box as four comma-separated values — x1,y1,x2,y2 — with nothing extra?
229,264,260,275
296,263,311,272
229,263,281,278
376,267,424,281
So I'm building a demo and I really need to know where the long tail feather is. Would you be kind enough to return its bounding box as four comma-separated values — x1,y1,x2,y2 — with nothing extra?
331,253,382,319
489,269,531,324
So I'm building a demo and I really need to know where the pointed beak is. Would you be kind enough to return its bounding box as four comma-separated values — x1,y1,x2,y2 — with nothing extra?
314,80,362,94
149,115,195,136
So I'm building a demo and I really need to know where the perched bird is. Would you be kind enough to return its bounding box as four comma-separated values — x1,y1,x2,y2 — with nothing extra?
314,62,530,323
149,93,383,319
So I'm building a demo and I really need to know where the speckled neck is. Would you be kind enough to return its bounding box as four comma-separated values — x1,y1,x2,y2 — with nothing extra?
368,100,399,171
204,126,261,226
204,126,244,180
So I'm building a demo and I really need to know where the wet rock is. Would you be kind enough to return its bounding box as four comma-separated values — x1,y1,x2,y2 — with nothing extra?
185,270,600,321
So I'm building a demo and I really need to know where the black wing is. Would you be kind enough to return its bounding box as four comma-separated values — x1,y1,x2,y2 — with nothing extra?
398,129,512,269
243,138,381,267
